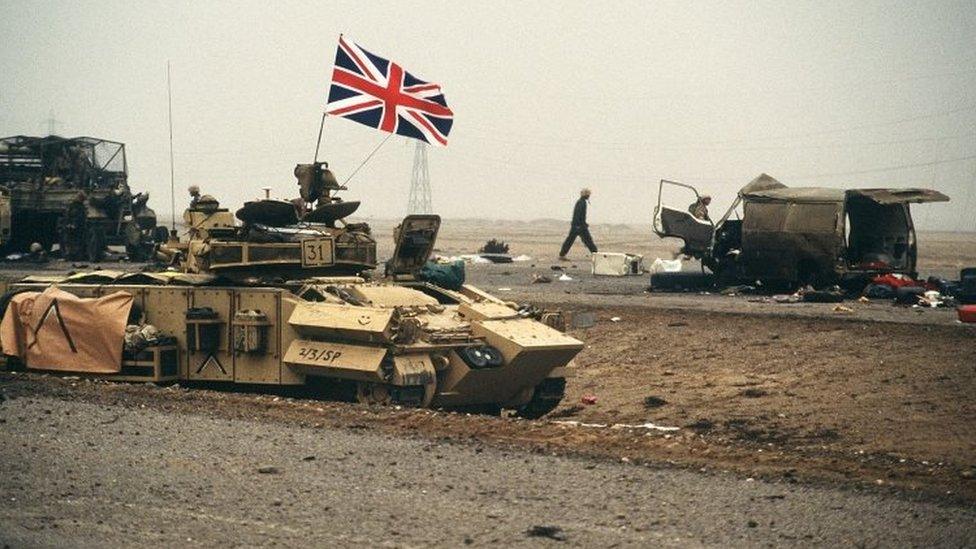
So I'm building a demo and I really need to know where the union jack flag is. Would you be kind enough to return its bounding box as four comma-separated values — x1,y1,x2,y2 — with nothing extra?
326,36,454,146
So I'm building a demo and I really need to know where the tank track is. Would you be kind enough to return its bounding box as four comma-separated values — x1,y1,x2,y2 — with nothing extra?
515,377,566,419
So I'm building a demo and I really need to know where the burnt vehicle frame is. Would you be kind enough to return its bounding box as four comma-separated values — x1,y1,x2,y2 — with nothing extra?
0,135,161,259
653,174,949,287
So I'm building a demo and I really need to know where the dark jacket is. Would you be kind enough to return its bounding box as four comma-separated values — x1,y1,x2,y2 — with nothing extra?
571,197,588,227
65,200,87,229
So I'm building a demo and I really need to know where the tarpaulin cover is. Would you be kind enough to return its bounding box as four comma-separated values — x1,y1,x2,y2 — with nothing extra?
0,287,132,373
419,260,465,290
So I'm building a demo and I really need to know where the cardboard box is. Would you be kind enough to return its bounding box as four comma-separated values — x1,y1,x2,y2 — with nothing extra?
591,252,644,276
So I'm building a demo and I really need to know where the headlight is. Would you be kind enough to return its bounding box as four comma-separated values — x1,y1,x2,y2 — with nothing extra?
458,345,504,369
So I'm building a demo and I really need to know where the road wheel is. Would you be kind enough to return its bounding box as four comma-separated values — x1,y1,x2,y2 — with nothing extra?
355,382,392,406
86,226,106,263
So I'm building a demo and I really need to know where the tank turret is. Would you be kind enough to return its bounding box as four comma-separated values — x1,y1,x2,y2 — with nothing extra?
159,162,376,282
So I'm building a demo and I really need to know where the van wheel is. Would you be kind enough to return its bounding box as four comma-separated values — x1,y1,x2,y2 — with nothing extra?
796,259,822,289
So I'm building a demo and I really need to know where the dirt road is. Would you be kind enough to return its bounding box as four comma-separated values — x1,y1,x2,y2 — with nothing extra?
2,394,974,547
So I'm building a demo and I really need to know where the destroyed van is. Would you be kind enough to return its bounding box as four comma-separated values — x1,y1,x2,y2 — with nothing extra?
653,174,949,287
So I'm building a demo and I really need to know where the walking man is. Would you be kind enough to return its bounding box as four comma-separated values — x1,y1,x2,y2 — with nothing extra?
559,188,597,260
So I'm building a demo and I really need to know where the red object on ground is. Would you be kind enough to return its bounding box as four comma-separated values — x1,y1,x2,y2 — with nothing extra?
958,305,976,323
581,395,598,405
872,274,918,289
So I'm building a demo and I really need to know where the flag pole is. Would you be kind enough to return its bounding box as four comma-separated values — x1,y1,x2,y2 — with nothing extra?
313,112,326,163
167,60,176,231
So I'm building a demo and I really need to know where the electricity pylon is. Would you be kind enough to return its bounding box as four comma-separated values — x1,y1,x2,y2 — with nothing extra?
407,142,432,214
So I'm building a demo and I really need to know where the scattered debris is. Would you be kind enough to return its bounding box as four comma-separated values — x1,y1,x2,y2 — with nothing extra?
580,395,598,405
568,311,596,329
558,274,573,282
531,274,553,284
832,305,854,314
552,420,680,432
443,254,492,264
479,238,509,255
740,388,768,398
721,284,758,295
686,418,715,432
480,253,513,264
552,420,607,428
592,252,644,276
650,258,682,273
257,466,281,474
801,286,844,303
548,405,584,418
526,525,567,541
643,396,668,409
609,316,621,322
958,305,976,323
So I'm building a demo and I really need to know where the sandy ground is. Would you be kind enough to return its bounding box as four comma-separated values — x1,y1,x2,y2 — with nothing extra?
0,221,974,545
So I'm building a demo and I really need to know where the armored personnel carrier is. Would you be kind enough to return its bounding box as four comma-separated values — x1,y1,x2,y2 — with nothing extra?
0,135,162,260
0,162,582,417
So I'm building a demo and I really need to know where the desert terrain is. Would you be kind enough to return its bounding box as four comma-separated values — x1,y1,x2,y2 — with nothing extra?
1,221,974,546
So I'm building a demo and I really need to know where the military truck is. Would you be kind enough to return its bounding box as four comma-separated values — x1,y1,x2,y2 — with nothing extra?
653,174,949,287
0,135,163,261
0,162,583,417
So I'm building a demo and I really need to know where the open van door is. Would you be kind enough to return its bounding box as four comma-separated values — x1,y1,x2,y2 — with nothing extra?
652,180,714,255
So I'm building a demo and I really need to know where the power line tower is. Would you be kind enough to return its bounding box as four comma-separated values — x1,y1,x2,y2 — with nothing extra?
407,141,432,214
44,110,62,135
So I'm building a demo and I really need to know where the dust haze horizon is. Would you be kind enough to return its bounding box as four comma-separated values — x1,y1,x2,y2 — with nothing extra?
1,1,974,231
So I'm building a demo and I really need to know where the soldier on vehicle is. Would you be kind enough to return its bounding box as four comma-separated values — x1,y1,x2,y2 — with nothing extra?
558,188,597,260
188,185,201,209
290,197,308,218
63,191,88,260
689,195,711,221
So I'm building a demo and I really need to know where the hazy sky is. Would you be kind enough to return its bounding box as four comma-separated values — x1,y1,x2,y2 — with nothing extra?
1,1,974,230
